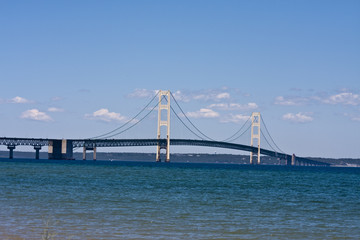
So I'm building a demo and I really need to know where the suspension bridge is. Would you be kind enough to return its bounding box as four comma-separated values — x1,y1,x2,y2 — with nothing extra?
0,90,329,166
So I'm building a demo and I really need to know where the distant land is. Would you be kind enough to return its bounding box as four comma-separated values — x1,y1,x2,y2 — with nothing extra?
0,151,359,167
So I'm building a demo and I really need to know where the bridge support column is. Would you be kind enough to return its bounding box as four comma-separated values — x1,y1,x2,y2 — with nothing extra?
83,146,96,161
34,145,41,159
93,147,96,161
48,139,73,160
83,147,86,160
7,145,15,159
291,154,296,166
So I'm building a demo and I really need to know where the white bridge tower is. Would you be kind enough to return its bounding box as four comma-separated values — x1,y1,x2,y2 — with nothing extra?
156,90,171,162
250,112,261,164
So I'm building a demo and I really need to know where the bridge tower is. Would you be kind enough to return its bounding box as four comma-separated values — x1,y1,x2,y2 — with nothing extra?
250,112,261,164
156,90,171,162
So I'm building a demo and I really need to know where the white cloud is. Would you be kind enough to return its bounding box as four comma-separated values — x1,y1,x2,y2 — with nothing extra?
21,109,53,122
275,96,297,106
274,91,360,106
208,103,228,109
345,113,360,122
186,108,219,118
245,103,258,109
48,107,64,112
322,92,360,105
282,112,313,123
192,92,230,101
216,92,230,100
172,90,190,102
129,88,232,102
10,96,30,104
128,89,159,98
274,96,309,106
193,94,207,100
85,108,129,122
208,102,258,111
220,114,250,123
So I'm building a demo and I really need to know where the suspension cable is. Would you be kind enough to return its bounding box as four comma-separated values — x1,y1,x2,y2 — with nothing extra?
99,101,160,139
90,91,159,139
170,106,207,140
159,94,207,140
170,91,215,141
260,130,277,152
222,115,251,142
260,116,285,153
227,124,252,143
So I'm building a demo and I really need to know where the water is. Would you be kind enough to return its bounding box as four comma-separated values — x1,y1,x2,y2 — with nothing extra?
0,158,359,239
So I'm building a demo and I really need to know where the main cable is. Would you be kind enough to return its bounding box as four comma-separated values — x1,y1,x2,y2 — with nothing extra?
170,106,207,140
158,94,207,140
222,116,251,142
260,130,277,152
260,116,285,153
226,124,252,143
170,91,215,141
99,100,160,139
90,91,159,139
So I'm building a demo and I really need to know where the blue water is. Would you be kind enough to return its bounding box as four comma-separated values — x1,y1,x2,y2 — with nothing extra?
0,158,359,239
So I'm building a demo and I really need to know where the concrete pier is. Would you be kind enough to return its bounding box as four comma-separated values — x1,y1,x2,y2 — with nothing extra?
93,147,96,161
83,146,86,160
34,145,41,159
48,139,73,160
7,145,15,159
291,154,296,166
83,146,96,161
286,157,291,166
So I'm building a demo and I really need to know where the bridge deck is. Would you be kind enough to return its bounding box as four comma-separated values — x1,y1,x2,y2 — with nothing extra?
0,137,330,166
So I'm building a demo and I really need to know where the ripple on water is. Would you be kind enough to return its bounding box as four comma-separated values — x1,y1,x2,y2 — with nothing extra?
0,160,359,239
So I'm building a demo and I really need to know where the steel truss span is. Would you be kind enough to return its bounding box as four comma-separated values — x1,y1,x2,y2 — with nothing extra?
0,137,51,146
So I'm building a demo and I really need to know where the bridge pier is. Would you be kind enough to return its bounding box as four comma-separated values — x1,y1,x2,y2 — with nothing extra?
7,145,15,159
83,146,96,161
34,145,41,159
48,139,73,160
93,147,96,161
291,154,296,166
156,145,170,162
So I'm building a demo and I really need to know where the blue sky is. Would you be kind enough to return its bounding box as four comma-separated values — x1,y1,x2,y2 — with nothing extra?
0,0,359,158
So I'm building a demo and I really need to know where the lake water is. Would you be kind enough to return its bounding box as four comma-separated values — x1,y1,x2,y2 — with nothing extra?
0,158,359,239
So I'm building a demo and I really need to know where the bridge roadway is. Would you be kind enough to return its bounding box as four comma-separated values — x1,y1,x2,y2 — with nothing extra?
0,137,330,166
